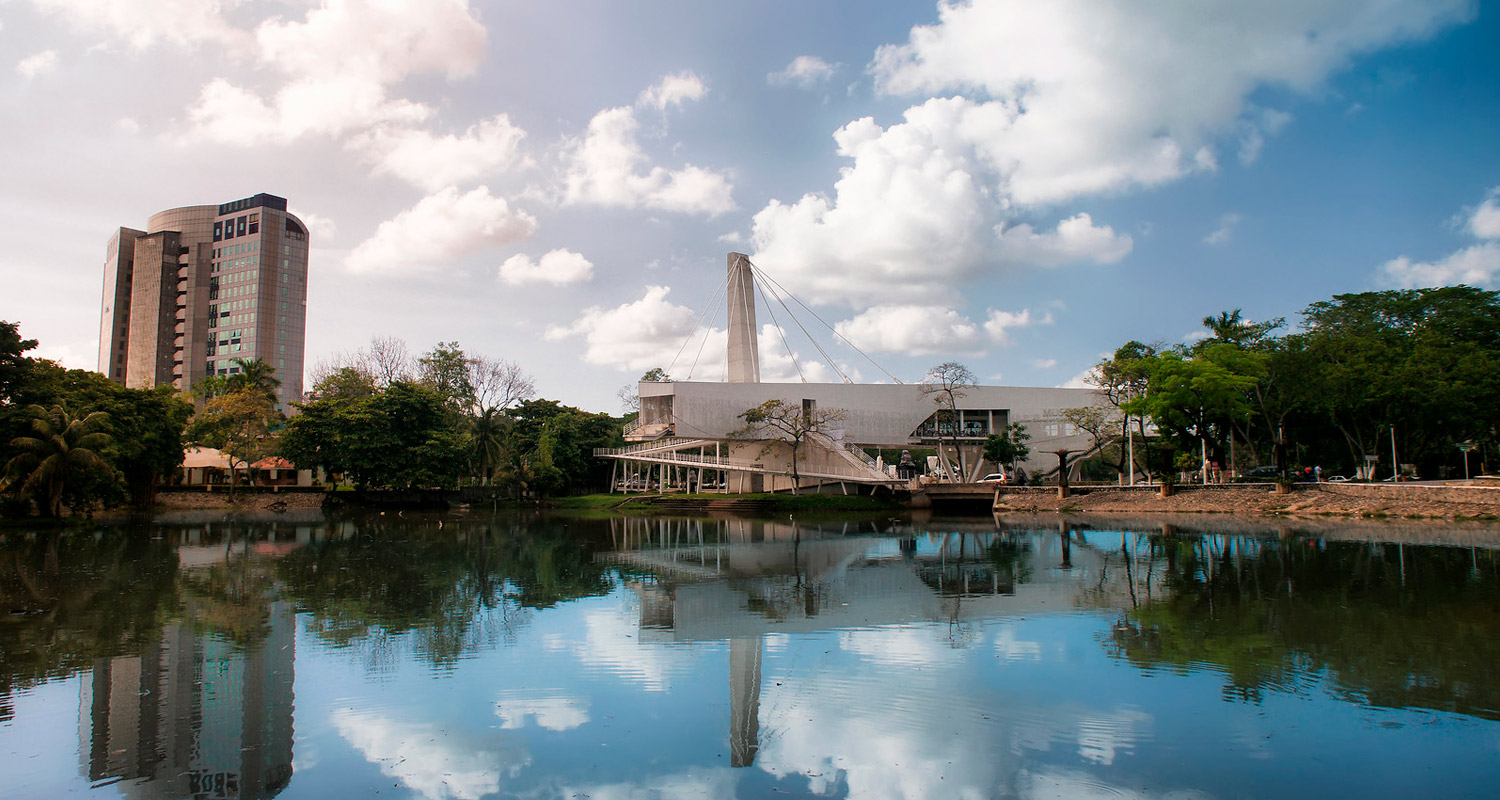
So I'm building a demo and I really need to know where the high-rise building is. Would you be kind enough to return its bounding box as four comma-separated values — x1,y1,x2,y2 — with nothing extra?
98,193,309,408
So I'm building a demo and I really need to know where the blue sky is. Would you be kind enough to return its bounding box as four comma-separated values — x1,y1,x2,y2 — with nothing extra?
1,0,1497,410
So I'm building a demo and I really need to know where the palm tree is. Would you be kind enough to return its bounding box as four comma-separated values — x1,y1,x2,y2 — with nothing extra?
3,405,113,517
471,407,509,485
227,357,281,401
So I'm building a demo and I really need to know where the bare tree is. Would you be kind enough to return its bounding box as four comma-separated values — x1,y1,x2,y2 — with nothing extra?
738,399,845,495
365,336,414,387
1062,405,1120,476
469,355,535,413
920,361,977,481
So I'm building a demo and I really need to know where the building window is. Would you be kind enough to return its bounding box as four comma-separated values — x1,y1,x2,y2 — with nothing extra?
213,222,222,241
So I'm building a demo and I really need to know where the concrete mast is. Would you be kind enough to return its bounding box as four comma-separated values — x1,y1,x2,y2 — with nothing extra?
726,252,760,383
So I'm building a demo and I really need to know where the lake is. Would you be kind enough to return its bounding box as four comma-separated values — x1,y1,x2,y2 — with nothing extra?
2,510,1498,799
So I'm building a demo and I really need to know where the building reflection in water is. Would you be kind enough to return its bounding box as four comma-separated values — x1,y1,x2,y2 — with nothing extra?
79,526,302,800
602,516,1150,768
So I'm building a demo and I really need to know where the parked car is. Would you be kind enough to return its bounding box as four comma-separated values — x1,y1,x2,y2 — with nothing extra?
1234,465,1280,481
978,472,1009,484
1325,475,1349,482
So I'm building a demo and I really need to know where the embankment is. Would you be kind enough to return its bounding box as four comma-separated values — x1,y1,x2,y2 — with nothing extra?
992,483,1500,520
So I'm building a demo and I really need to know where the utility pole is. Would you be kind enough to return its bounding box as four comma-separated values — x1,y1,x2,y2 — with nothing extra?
1391,425,1399,482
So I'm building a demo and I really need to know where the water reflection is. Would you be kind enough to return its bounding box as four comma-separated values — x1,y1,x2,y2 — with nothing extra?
0,512,1497,799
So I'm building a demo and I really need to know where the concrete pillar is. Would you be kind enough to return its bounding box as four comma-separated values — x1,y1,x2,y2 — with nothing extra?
727,253,759,383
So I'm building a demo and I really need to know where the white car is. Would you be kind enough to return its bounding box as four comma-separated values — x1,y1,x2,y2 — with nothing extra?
978,472,1009,484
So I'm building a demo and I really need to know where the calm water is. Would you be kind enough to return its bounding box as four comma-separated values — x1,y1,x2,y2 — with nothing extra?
2,511,1499,800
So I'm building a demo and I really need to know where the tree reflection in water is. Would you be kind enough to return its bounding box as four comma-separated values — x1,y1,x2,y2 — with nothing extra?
1107,532,1500,719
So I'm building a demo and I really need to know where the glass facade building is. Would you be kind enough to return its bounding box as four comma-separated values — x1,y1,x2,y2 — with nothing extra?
97,193,309,408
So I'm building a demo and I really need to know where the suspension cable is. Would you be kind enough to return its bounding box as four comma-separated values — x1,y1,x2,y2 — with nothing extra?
753,278,805,382
666,270,730,380
750,262,851,383
749,261,904,384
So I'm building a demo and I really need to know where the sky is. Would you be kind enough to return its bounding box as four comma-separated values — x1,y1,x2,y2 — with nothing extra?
2,0,1498,413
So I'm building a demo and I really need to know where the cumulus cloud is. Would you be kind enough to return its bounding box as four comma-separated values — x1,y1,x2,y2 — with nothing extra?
768,55,838,87
994,213,1133,266
255,0,486,85
1203,213,1243,245
30,0,246,50
493,692,589,731
872,0,1469,204
1468,188,1500,239
1378,244,1500,289
561,105,735,216
498,249,594,286
834,305,1037,355
185,75,431,145
752,1,1469,307
291,210,337,241
637,71,707,110
15,50,58,78
345,186,537,276
545,285,713,371
835,305,984,355
1378,187,1500,289
332,709,527,800
182,0,486,145
1033,357,1058,369
347,114,527,191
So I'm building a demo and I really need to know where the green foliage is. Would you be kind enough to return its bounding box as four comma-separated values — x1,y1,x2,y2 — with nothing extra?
282,381,464,489
983,423,1031,465
189,388,284,487
3,404,114,517
0,320,38,405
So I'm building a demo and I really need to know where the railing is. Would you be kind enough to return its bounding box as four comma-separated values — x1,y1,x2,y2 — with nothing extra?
603,437,714,457
595,442,905,485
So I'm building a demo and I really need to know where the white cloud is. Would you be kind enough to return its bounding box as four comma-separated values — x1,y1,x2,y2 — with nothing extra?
637,71,706,110
984,308,1041,345
1377,188,1500,288
185,75,431,146
561,105,735,216
1378,243,1500,289
872,0,1470,205
348,114,527,191
1203,212,1243,245
750,99,996,307
332,709,527,800
499,249,594,286
836,305,983,356
545,285,714,371
1033,358,1058,369
768,55,838,88
1468,188,1500,239
182,0,486,145
1238,108,1293,165
994,213,1133,266
30,0,246,50
756,324,850,383
753,0,1469,308
834,305,1036,356
254,0,487,85
493,692,589,731
16,49,59,78
115,117,141,134
345,186,537,276
292,210,337,241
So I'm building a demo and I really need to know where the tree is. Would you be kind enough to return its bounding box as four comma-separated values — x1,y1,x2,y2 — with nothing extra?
617,368,669,414
0,320,38,405
738,399,846,494
1088,341,1158,482
418,341,476,413
282,382,465,490
190,390,283,489
920,361,978,481
311,365,378,402
365,336,415,386
469,355,535,414
471,406,510,485
226,357,281,401
3,405,113,517
984,423,1031,469
1062,405,1121,478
